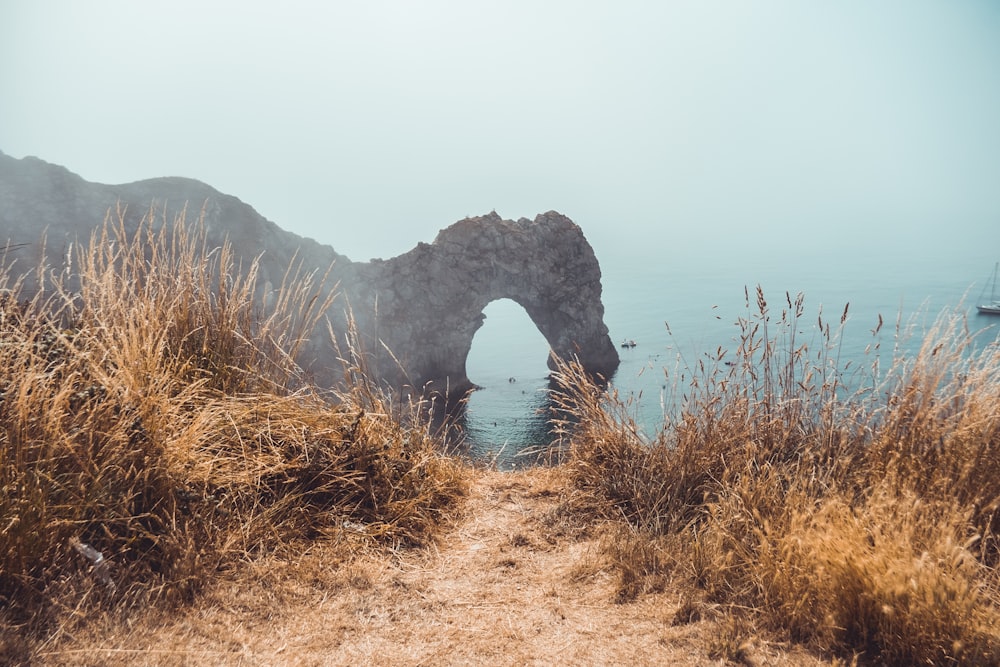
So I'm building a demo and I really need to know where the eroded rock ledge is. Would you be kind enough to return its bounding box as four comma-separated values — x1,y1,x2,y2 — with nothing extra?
0,150,619,400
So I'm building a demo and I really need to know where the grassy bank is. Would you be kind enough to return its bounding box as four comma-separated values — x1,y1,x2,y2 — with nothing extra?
0,208,467,662
4,208,999,665
554,288,1000,665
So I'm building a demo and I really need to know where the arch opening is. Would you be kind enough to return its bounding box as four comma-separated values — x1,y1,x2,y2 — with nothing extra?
466,299,551,384
462,299,556,468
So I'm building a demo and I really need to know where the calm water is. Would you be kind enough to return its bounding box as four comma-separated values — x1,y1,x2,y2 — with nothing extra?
462,239,1000,469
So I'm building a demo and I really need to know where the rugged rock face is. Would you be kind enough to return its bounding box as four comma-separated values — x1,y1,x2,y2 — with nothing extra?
0,150,619,399
349,212,619,397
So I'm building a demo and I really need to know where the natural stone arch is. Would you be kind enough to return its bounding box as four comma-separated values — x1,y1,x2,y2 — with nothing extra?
350,211,620,400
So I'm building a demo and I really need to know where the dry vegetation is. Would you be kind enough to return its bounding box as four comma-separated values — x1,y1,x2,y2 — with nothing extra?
2,210,999,665
553,288,1000,665
0,208,467,664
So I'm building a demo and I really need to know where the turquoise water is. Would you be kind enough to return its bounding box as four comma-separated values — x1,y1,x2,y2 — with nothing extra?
461,240,1000,469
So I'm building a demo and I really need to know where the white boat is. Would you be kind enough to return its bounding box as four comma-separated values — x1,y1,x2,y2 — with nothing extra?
977,262,1000,315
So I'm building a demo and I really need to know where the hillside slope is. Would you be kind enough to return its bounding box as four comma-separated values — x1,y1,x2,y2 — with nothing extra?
31,467,829,666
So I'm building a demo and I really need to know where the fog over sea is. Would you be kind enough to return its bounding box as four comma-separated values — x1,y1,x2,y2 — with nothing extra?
462,229,1000,468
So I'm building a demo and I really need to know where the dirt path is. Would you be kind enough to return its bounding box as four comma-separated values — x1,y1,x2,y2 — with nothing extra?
37,469,829,666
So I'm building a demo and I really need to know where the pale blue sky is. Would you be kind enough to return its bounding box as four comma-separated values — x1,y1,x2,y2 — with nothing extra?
2,1,999,264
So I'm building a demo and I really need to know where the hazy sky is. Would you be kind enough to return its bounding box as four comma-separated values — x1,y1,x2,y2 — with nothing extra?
2,1,999,264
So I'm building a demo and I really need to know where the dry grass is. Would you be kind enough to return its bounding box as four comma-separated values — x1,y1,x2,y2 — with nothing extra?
0,207,466,664
4,204,999,664
24,468,830,667
553,287,1000,665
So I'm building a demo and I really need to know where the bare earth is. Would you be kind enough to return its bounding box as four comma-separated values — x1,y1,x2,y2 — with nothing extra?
35,468,832,666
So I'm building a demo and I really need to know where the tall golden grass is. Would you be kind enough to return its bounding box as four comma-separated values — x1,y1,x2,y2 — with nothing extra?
0,206,466,660
553,287,1000,665
5,203,998,664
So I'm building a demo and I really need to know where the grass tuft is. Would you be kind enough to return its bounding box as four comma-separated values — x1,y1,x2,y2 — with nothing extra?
554,288,1000,664
0,206,466,653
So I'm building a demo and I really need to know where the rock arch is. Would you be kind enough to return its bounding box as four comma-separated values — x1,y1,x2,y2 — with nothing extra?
348,211,620,399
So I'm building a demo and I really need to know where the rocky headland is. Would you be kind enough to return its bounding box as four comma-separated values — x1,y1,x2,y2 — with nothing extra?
0,150,618,400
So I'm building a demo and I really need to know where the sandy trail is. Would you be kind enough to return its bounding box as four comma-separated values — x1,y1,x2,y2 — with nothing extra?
36,468,828,666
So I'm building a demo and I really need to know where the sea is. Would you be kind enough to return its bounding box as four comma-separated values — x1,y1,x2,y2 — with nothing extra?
459,235,1000,469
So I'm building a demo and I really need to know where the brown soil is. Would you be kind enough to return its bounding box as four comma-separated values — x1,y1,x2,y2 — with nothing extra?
32,468,833,666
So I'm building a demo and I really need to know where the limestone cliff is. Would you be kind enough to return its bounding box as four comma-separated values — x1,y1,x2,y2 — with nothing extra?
0,150,619,400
